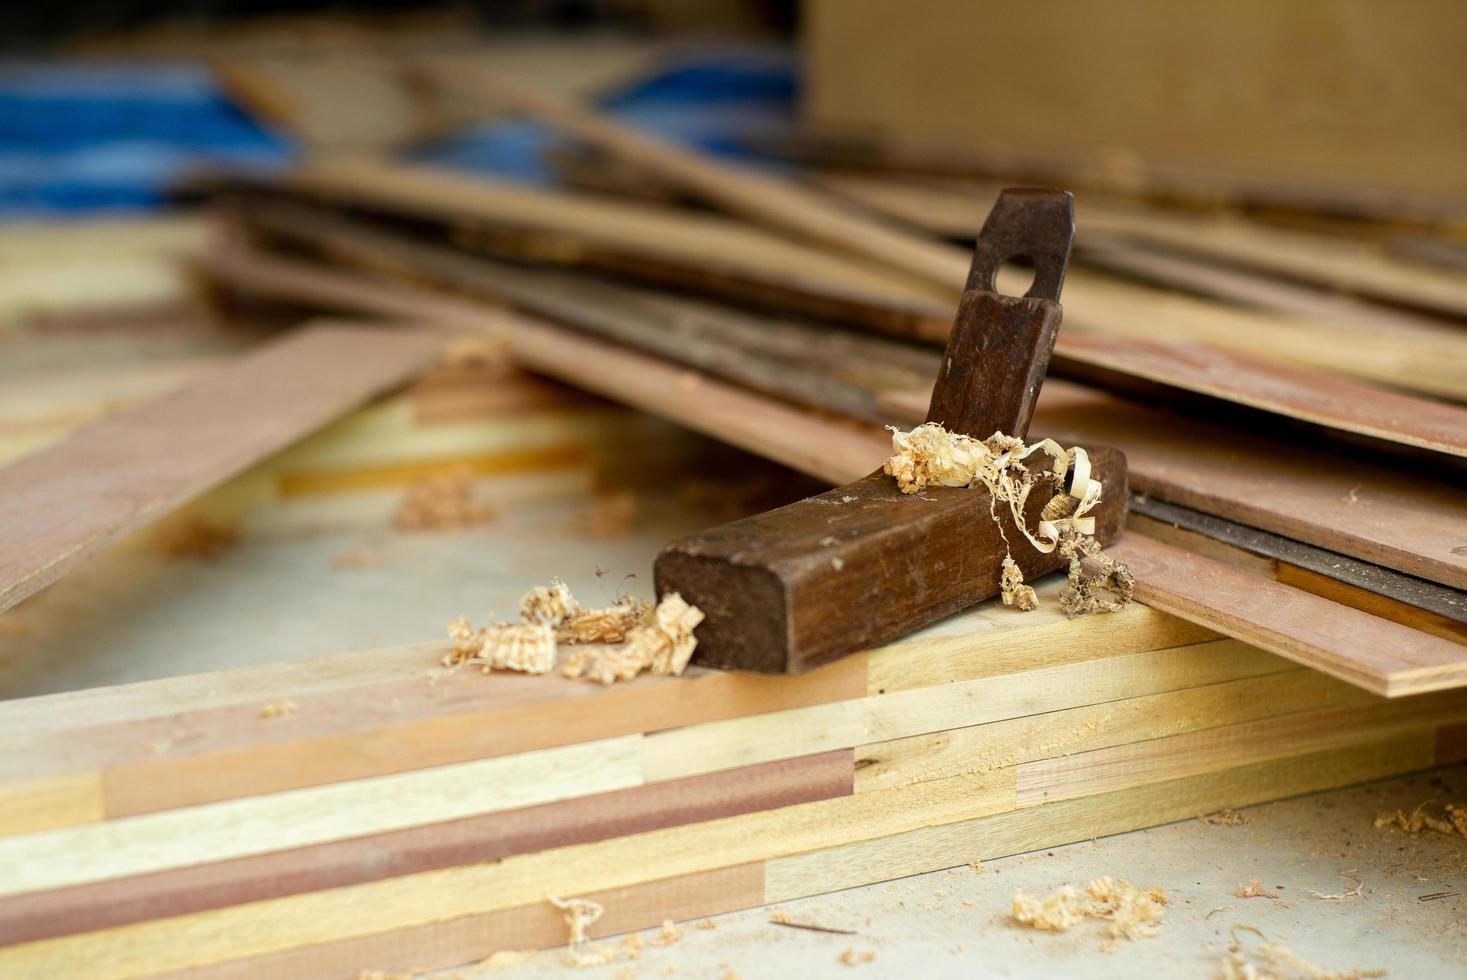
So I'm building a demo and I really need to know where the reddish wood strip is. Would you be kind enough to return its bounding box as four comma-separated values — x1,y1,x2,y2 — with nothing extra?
0,323,445,614
0,751,849,946
1113,535,1467,696
161,863,765,980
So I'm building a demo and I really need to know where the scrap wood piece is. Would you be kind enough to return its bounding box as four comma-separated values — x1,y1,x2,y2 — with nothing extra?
1111,535,1467,698
0,322,446,615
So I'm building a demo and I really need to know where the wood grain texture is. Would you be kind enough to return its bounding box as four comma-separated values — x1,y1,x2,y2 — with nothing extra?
854,664,1365,793
0,323,445,614
1113,535,1467,696
0,769,1016,978
0,736,642,899
0,751,848,946
763,732,1437,902
0,772,103,837
170,863,765,980
1015,691,1467,806
0,644,867,827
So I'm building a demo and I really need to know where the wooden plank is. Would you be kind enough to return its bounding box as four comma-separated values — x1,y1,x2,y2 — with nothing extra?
0,769,1017,978
0,646,867,827
0,751,848,946
763,732,1437,901
1127,496,1467,637
0,737,642,899
1015,691,1467,806
270,160,957,339
0,323,446,615
170,863,766,980
0,772,103,838
854,666,1365,793
1112,535,1467,697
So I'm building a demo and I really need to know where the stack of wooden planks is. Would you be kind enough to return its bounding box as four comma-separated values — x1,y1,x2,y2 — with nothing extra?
4,574,1466,977
2,57,1466,980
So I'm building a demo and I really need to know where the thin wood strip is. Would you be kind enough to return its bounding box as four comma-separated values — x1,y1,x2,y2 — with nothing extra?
0,772,103,838
1015,691,1467,806
854,666,1364,793
0,323,446,615
0,736,642,900
171,863,765,980
0,751,850,947
0,769,1017,978
763,732,1436,902
1112,535,1467,696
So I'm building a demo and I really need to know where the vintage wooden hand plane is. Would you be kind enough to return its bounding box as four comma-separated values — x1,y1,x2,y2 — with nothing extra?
655,189,1128,673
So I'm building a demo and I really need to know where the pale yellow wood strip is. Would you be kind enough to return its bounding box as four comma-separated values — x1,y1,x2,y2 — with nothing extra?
0,735,642,900
643,700,864,783
855,666,1367,793
1014,692,1467,806
765,732,1436,902
0,769,1016,979
865,638,1291,744
867,593,1216,694
0,772,105,837
646,637,1284,784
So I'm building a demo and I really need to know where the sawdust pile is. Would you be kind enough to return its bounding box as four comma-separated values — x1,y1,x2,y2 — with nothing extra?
1011,877,1165,946
446,578,702,685
1374,801,1467,839
393,467,494,531
883,424,1132,617
1221,927,1385,980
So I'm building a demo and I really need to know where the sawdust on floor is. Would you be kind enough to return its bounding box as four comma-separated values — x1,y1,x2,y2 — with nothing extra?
393,467,495,532
1011,877,1166,948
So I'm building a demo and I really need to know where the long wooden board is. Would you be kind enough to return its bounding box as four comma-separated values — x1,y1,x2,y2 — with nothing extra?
241,195,1467,460
0,323,445,615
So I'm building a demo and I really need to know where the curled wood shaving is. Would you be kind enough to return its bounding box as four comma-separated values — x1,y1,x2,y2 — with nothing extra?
151,517,241,560
1011,877,1165,943
1236,878,1290,908
650,919,683,946
447,581,702,684
521,578,576,627
1374,801,1467,839
546,894,605,967
1222,926,1385,979
1200,809,1250,826
393,467,493,532
837,948,877,966
558,598,650,644
884,423,1128,617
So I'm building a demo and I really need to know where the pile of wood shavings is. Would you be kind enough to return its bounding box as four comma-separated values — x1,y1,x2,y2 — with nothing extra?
1221,927,1385,980
1011,877,1166,947
883,423,1132,617
1374,801,1467,839
393,467,494,532
446,578,703,685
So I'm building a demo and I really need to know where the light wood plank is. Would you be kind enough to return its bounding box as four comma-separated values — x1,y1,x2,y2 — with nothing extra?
765,732,1436,901
0,769,1016,978
1113,535,1467,696
0,772,103,837
855,665,1366,793
0,736,642,899
0,323,446,614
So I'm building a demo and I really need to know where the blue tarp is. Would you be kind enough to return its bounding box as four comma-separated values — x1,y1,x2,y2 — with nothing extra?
0,46,797,218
